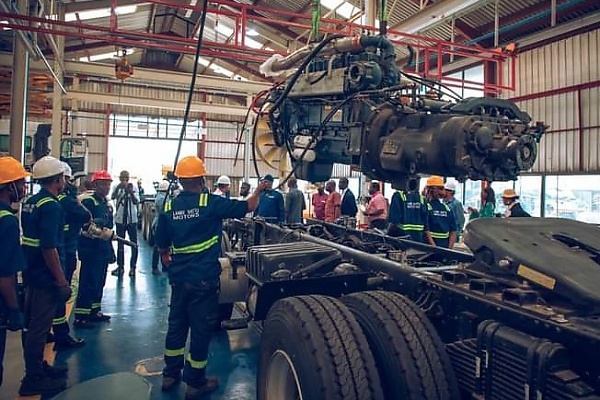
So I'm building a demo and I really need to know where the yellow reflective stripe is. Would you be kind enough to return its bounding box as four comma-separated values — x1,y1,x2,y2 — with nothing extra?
57,194,66,201
81,195,99,206
186,353,207,369
165,348,185,357
172,235,219,255
53,316,67,325
64,224,70,231
22,236,40,247
397,191,406,201
36,197,56,207
199,193,208,207
74,308,91,315
401,224,424,231
0,210,12,218
164,200,172,212
430,232,450,239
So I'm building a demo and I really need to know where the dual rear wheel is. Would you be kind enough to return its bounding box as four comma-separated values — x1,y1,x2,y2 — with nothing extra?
258,292,459,400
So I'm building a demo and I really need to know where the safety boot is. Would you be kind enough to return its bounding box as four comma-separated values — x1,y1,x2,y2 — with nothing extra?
185,377,219,399
161,374,181,391
19,375,67,396
73,319,96,329
111,266,124,276
43,361,69,378
90,312,111,322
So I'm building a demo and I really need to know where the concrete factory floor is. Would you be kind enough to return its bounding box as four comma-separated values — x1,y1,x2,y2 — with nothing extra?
2,240,260,400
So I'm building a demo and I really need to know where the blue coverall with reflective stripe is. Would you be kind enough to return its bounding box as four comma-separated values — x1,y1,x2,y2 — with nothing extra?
155,191,248,388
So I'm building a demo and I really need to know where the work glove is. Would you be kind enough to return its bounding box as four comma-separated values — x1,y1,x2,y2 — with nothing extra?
57,284,72,303
7,308,24,331
84,222,116,241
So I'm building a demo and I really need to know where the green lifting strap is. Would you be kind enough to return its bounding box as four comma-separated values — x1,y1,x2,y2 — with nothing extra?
311,0,321,41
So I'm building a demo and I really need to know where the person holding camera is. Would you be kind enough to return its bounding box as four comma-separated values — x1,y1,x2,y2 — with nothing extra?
111,170,139,277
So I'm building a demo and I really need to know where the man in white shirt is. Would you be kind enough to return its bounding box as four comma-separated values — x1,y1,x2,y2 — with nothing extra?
111,170,139,277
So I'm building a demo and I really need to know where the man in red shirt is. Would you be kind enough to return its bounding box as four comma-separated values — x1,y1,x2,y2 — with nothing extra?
311,185,328,220
324,180,341,222
364,181,388,230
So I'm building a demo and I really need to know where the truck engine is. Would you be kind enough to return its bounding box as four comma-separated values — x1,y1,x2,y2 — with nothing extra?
255,34,545,186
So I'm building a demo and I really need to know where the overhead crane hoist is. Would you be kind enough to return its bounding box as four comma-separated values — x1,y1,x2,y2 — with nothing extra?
115,49,134,81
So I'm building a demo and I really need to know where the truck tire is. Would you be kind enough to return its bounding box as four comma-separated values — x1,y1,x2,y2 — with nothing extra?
342,291,459,400
257,295,384,400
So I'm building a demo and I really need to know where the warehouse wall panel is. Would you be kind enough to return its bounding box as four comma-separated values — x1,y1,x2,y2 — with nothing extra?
581,86,600,171
67,111,107,172
504,28,600,174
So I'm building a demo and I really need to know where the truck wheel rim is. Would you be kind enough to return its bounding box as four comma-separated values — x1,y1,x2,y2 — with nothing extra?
265,349,303,400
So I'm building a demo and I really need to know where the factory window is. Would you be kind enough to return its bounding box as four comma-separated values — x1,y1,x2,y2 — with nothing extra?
545,175,600,224
514,175,542,217
442,64,485,99
110,114,205,140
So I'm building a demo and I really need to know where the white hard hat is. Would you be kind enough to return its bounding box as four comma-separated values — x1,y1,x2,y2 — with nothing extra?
61,161,72,178
158,180,170,191
32,156,65,180
444,180,458,191
216,175,231,185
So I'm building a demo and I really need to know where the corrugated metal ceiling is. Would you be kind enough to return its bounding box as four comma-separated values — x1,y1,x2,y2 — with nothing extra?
52,0,600,87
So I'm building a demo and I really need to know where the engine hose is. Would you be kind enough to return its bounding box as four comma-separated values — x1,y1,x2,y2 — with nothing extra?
164,0,209,206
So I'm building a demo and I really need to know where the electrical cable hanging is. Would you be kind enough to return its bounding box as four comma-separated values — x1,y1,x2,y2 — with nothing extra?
171,0,210,174
165,0,209,202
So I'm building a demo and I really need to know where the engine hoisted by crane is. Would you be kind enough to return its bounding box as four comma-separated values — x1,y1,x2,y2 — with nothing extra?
252,35,546,188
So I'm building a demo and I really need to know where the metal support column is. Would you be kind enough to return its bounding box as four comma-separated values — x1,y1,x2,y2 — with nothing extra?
51,2,65,158
243,95,252,181
9,0,30,163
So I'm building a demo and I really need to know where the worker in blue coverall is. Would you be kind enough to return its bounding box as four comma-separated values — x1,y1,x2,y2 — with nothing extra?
52,162,89,348
0,157,28,387
387,178,429,242
254,174,285,224
424,176,457,249
156,156,266,399
73,170,115,328
20,156,72,396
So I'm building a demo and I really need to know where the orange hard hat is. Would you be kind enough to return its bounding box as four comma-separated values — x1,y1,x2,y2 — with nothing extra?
175,156,207,178
0,156,31,185
92,170,113,182
426,175,444,187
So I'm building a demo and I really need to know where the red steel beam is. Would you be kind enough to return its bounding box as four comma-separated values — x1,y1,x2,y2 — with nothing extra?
509,80,600,103
0,4,516,92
